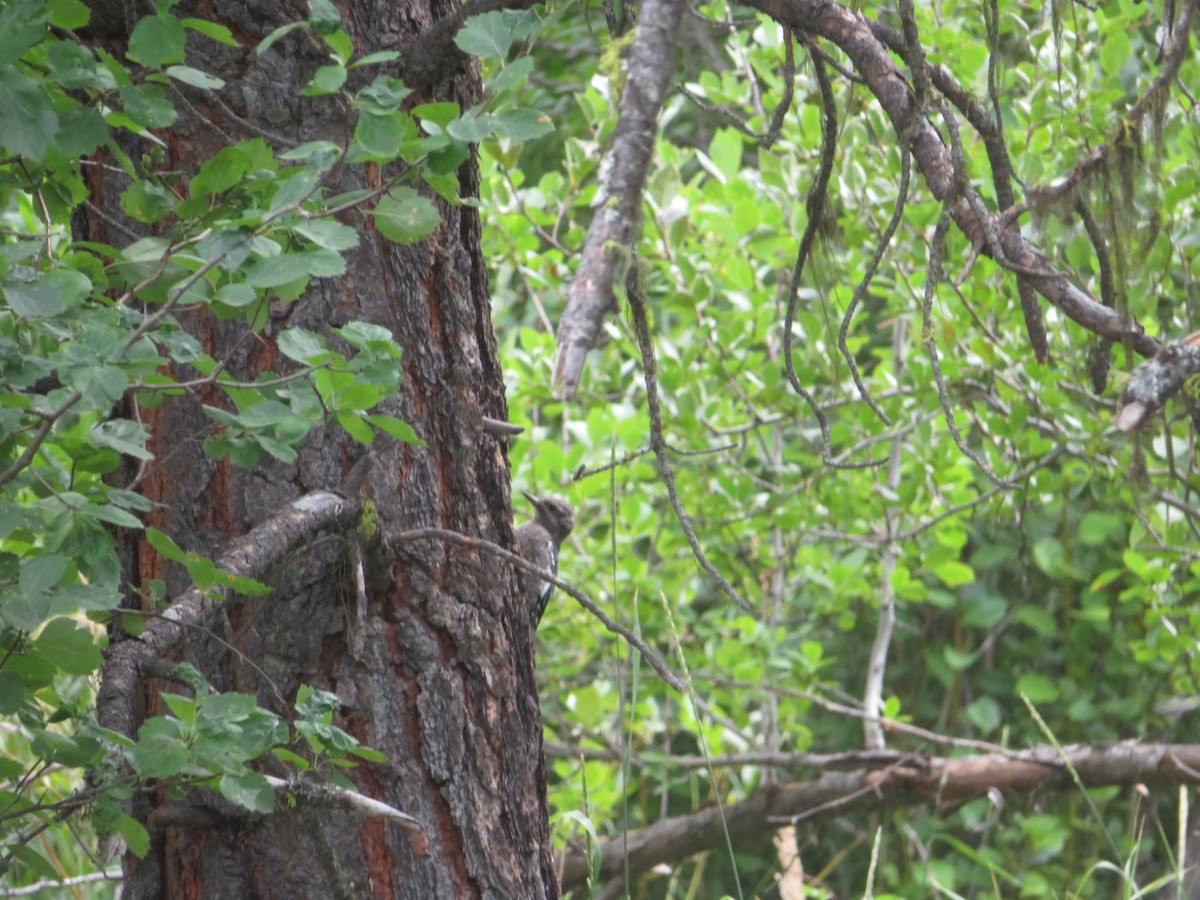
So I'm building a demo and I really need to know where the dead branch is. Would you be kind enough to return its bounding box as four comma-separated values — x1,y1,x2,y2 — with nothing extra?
552,0,687,398
560,740,1200,893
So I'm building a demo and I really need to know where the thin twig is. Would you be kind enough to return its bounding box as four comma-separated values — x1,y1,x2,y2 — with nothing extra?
391,527,687,691
781,40,887,471
624,262,754,613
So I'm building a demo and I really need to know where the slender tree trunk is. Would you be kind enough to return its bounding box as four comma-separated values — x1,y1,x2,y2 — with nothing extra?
83,1,555,896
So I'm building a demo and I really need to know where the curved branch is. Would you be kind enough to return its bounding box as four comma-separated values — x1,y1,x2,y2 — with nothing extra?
392,526,689,690
741,0,1160,357
97,492,361,741
625,264,754,613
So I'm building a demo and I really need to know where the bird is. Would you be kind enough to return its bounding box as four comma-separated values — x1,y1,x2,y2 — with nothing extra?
514,491,575,627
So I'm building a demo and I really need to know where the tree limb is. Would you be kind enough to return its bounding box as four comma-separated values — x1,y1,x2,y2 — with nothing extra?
560,741,1200,893
552,0,687,399
739,0,1159,357
97,492,361,742
1115,334,1200,431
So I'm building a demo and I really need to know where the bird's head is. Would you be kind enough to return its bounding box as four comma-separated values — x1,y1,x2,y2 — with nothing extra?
522,491,575,542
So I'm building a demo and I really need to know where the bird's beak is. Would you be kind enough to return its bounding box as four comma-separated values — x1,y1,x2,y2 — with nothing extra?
521,490,541,508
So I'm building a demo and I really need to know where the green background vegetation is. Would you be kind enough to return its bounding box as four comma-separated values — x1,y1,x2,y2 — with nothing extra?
1,0,1199,895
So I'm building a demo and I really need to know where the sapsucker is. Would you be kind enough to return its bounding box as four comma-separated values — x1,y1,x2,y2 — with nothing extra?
514,491,574,627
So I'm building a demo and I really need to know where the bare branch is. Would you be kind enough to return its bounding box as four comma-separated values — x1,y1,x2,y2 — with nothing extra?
781,41,886,470
743,0,1159,357
263,774,420,831
560,741,1200,893
392,527,688,691
553,0,687,398
862,322,907,750
1115,334,1200,431
606,265,752,613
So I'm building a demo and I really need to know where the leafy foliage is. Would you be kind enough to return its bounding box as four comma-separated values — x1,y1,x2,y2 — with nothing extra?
1,0,1198,895
492,0,1200,895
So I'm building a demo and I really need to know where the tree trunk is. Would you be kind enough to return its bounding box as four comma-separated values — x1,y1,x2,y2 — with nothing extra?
84,1,555,896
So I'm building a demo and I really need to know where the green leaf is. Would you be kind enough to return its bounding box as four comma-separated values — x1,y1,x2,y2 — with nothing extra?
413,102,461,130
448,112,499,143
81,365,131,408
224,573,272,596
88,505,144,529
277,327,329,362
181,17,239,47
308,0,342,35
290,220,359,251
0,0,48,63
8,847,59,882
20,553,66,596
214,283,259,308
337,411,375,444
373,187,441,244
165,65,225,89
931,560,974,588
3,276,65,318
280,140,342,163
1016,606,1058,637
336,321,401,353
965,697,1001,733
120,83,177,128
961,591,1005,629
116,814,151,858
485,56,534,94
257,21,301,55
1123,548,1158,583
1017,673,1061,703
190,139,274,198
943,646,974,671
243,250,345,288
302,64,347,96
491,108,554,141
49,0,91,28
1078,511,1124,546
356,76,411,115
121,180,177,223
322,29,352,64
351,111,406,159
0,672,24,715
46,41,103,90
129,717,190,777
269,164,324,211
127,14,187,67
53,105,109,157
32,619,104,675
455,11,517,58
350,50,400,69
146,527,188,563
1032,538,1064,578
351,744,387,762
1098,32,1131,77
0,70,59,162
235,400,295,427
219,770,277,813
708,127,743,182
366,415,424,446
91,419,154,460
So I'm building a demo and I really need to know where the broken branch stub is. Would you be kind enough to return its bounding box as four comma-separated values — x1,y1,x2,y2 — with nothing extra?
1114,333,1200,431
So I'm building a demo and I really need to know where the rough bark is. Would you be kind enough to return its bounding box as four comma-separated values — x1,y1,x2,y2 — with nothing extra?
84,1,555,897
